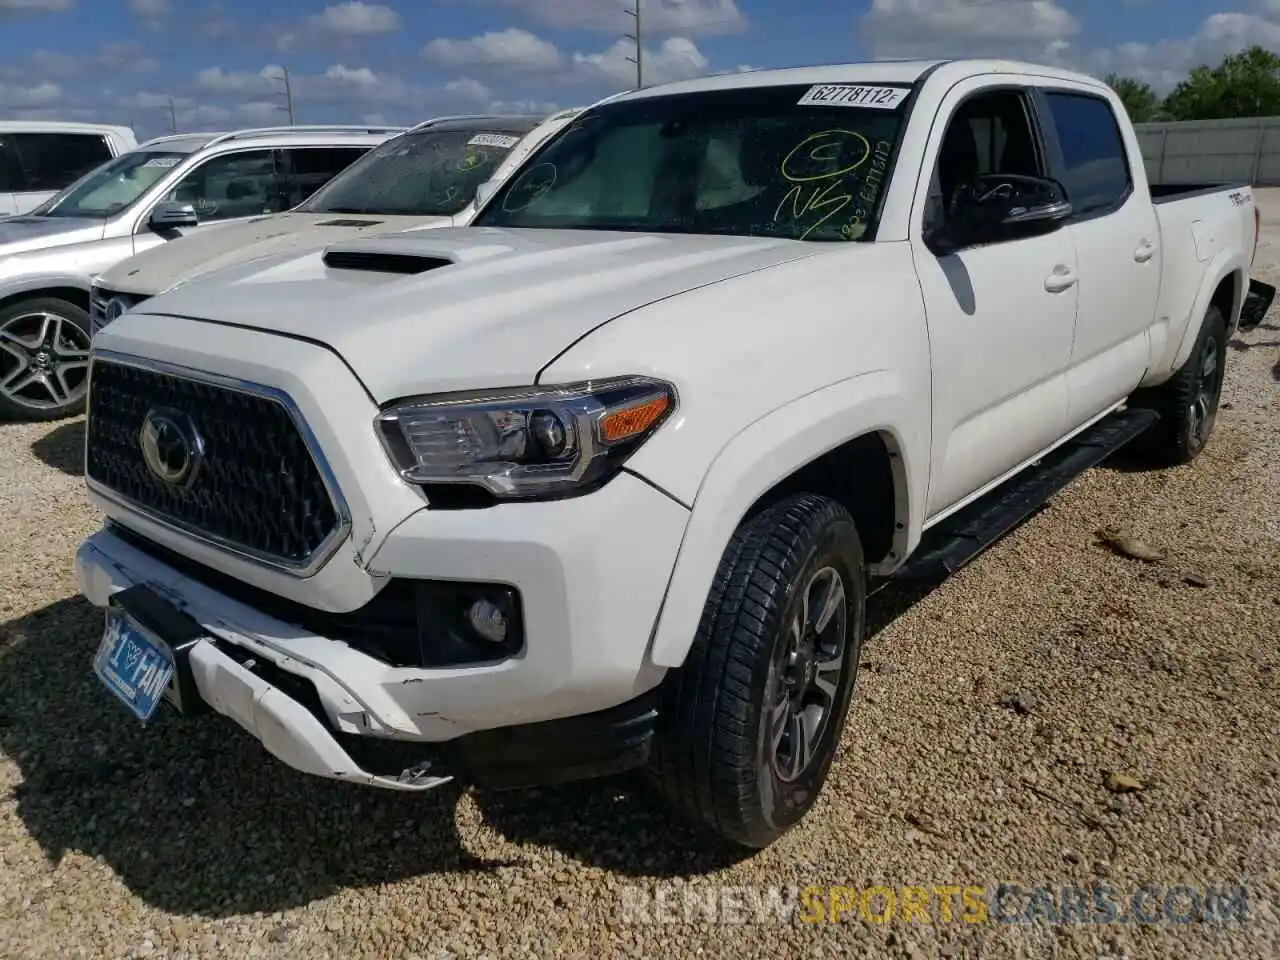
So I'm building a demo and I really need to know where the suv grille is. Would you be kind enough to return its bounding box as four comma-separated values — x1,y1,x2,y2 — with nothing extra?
89,288,149,335
85,357,345,569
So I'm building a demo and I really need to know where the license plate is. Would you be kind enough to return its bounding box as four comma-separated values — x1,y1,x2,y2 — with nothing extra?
93,607,176,722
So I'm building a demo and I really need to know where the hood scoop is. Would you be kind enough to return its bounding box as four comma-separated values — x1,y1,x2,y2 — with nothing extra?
315,218,386,227
322,246,453,275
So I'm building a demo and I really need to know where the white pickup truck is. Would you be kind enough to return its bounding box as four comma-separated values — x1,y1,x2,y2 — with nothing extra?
75,58,1275,850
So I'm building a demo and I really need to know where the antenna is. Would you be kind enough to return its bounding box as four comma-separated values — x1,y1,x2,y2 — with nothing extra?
168,97,177,134
623,0,643,88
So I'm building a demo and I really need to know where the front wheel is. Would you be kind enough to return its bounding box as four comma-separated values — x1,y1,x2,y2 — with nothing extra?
0,297,93,421
649,493,866,849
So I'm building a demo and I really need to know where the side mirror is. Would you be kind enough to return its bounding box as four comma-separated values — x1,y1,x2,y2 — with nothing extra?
149,200,199,230
927,174,1072,255
473,179,498,210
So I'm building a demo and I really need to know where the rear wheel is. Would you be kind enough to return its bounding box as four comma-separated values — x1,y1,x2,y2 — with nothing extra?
0,297,93,421
1128,303,1228,466
649,493,866,849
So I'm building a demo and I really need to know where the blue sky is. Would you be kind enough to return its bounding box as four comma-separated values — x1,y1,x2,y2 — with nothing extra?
0,1,1268,140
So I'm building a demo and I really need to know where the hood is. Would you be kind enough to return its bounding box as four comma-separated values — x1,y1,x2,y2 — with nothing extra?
0,216,106,256
97,211,454,296
125,226,820,402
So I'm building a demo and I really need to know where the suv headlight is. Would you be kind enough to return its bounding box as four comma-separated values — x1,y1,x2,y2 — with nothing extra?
375,376,676,500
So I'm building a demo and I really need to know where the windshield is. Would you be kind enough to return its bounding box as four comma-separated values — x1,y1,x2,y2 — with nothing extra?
298,127,530,217
29,150,187,219
475,84,910,241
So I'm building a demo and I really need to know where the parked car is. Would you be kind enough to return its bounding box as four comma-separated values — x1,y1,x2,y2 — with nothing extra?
75,59,1275,850
0,121,138,217
0,124,400,420
88,110,584,339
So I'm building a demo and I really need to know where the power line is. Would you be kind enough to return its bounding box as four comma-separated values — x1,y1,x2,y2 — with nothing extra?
269,66,296,124
623,0,643,88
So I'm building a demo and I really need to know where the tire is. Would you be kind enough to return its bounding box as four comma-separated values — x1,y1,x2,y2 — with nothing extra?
649,493,867,850
1128,303,1228,467
0,296,93,421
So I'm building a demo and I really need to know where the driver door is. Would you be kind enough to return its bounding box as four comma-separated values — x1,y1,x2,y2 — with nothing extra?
911,80,1080,521
132,147,287,254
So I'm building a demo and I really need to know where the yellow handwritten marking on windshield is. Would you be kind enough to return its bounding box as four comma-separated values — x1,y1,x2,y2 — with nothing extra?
773,130,872,240
457,152,486,171
780,130,871,183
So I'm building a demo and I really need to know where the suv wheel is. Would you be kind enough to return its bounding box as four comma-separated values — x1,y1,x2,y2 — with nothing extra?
0,297,93,421
650,493,866,849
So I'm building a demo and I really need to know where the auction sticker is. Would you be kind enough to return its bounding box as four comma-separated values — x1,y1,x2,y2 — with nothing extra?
797,84,908,109
468,133,520,148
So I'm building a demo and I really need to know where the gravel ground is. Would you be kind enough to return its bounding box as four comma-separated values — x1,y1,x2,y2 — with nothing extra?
1,201,1279,960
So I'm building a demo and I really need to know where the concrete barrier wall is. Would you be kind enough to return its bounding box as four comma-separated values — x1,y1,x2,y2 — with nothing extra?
1135,117,1280,186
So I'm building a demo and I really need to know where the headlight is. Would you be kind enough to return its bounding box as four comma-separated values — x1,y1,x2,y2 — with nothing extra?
375,376,676,500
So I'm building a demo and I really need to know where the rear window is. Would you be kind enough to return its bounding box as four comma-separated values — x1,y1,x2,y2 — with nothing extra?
1043,92,1132,216
11,132,113,192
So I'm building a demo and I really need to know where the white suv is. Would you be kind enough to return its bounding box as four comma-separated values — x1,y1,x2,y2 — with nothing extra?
0,125,399,421
87,111,583,340
0,121,138,216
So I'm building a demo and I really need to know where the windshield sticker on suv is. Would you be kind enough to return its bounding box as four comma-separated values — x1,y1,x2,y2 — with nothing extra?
797,84,908,110
142,157,181,168
468,133,520,148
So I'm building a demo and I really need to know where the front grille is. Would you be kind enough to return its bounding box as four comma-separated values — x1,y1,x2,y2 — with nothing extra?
89,288,149,334
86,358,344,568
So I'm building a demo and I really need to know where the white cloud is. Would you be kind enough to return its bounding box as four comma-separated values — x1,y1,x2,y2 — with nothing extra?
325,63,379,86
443,77,493,103
481,0,745,37
130,0,170,17
274,2,401,51
0,0,73,11
423,28,565,72
573,36,708,85
859,0,1079,59
1072,8,1280,92
308,1,400,35
422,26,710,87
488,98,563,115
0,81,61,107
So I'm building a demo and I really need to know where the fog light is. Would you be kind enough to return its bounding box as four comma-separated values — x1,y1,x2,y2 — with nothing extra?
467,598,508,643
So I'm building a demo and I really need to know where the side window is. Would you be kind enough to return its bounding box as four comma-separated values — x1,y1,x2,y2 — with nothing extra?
11,133,112,191
280,146,367,209
925,89,1044,232
0,137,26,192
1043,91,1132,217
161,149,285,223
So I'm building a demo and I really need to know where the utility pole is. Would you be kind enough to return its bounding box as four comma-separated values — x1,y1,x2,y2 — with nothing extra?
168,97,178,133
271,66,296,124
623,0,643,88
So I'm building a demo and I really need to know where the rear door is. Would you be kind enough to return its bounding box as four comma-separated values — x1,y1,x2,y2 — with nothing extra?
278,145,370,209
1033,84,1161,428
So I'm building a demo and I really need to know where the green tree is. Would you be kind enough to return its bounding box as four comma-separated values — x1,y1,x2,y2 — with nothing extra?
1105,74,1163,123
1162,46,1280,120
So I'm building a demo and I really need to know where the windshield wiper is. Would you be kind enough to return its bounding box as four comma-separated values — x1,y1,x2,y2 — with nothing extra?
321,206,376,215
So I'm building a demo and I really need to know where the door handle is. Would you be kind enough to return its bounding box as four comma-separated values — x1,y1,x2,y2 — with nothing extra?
1044,266,1077,293
1134,240,1157,262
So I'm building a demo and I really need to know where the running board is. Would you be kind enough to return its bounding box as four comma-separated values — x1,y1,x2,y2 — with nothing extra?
888,407,1160,586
